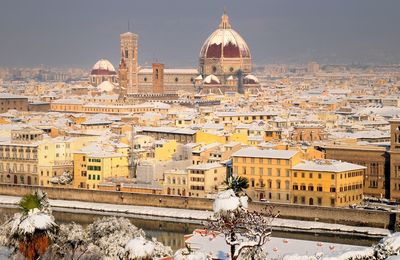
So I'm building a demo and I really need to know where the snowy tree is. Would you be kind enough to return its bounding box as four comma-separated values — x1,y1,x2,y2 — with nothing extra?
6,190,58,260
45,223,98,260
226,176,249,196
86,216,144,259
86,216,171,259
205,189,277,260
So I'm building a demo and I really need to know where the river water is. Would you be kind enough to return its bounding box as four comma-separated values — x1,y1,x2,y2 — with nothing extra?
0,207,382,251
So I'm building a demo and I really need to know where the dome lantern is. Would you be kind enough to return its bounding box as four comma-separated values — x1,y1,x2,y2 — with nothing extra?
219,9,231,29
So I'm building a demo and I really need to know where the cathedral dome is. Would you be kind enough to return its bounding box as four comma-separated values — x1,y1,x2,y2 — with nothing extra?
91,59,116,75
199,12,251,60
199,11,252,77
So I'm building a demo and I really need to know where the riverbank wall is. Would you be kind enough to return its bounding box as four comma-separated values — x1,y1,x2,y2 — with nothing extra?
0,183,397,231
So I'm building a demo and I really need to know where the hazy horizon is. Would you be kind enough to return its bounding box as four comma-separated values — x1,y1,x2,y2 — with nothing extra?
1,0,400,69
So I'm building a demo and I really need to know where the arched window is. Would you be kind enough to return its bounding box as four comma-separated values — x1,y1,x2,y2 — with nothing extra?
308,184,314,191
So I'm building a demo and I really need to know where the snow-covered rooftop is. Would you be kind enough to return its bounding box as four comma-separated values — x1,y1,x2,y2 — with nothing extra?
232,147,298,159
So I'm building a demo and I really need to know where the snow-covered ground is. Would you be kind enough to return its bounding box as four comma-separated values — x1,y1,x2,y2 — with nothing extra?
186,231,374,260
0,195,390,237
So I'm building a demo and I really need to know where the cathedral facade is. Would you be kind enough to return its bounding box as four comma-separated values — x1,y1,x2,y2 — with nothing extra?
116,11,259,96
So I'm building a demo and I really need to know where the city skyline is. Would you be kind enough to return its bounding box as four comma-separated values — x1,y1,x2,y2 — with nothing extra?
1,0,400,68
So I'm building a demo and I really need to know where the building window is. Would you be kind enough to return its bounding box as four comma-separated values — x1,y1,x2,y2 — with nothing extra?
242,167,246,175
331,174,335,180
330,187,336,192
317,186,323,192
259,168,263,176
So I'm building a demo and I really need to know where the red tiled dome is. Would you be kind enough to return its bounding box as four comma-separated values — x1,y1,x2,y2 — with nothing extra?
199,13,251,60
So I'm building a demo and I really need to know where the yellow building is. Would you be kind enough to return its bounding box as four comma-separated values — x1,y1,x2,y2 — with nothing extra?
73,144,129,190
232,147,302,202
163,169,188,196
214,112,277,125
0,127,94,187
192,143,221,165
38,136,95,187
196,131,227,145
154,139,178,161
291,160,365,207
187,163,226,198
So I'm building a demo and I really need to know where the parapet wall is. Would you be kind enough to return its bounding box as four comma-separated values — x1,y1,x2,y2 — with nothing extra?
0,184,397,231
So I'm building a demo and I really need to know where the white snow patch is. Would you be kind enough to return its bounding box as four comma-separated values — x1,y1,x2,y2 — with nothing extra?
213,189,248,212
125,236,155,259
174,248,209,260
203,74,220,84
11,208,56,235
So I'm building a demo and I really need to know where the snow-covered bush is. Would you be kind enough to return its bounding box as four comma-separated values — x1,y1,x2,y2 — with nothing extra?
125,236,172,260
86,216,171,259
50,171,73,185
87,217,145,259
46,223,95,259
125,236,155,259
373,233,400,259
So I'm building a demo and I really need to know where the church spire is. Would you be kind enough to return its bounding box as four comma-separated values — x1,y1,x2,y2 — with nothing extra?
219,8,231,29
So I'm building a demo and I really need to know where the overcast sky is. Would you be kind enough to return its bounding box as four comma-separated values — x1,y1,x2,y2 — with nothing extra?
1,0,399,69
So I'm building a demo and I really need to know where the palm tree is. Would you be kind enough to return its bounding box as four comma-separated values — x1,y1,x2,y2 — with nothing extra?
226,176,249,196
11,190,57,260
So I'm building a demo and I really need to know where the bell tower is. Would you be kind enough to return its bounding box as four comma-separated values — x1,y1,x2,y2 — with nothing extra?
152,63,164,94
120,32,139,94
118,52,128,98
